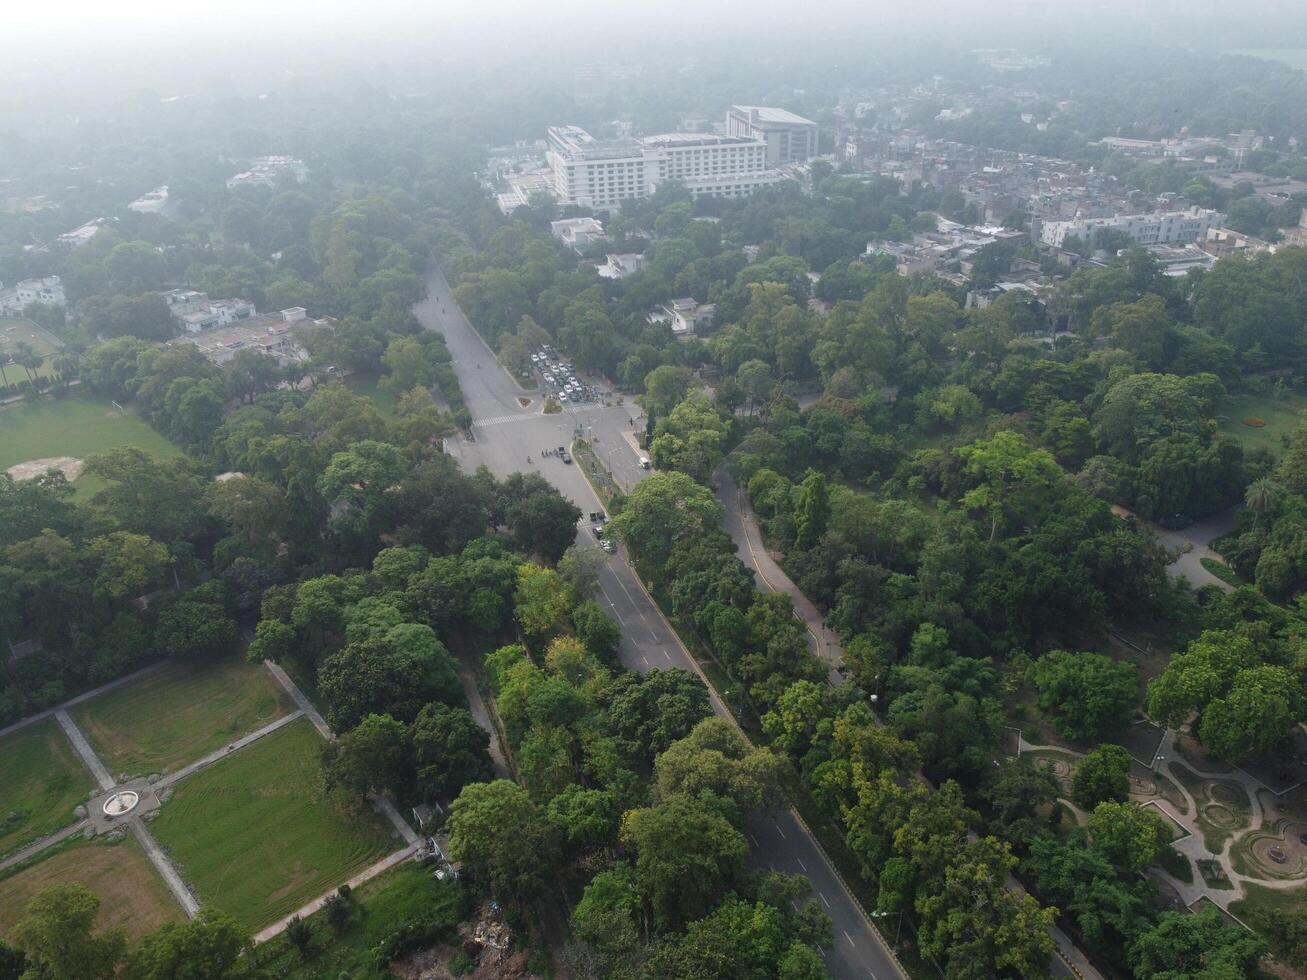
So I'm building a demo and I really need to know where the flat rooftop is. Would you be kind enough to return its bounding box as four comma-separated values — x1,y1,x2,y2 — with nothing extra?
732,105,817,127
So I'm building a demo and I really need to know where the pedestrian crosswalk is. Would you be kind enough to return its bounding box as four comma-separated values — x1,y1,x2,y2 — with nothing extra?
472,413,534,428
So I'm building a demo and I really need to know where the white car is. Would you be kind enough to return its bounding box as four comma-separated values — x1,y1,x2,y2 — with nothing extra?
559,392,569,402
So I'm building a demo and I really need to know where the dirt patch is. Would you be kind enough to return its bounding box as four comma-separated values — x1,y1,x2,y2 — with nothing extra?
517,397,532,408
0,838,183,940
6,456,83,482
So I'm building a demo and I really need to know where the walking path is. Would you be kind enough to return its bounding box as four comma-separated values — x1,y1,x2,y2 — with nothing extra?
1021,728,1307,910
261,660,418,846
717,471,845,680
128,818,201,917
54,709,115,791
263,661,331,737
0,661,166,740
719,471,1103,980
1110,505,1237,592
0,820,89,874
156,710,304,789
252,842,421,943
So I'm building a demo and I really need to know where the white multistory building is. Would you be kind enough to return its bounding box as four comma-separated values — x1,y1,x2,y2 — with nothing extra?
545,123,785,211
1039,207,1223,249
726,105,819,165
0,276,65,314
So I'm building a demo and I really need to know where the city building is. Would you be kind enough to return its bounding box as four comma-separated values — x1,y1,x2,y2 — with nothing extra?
56,218,108,247
659,298,716,337
545,124,785,211
226,156,307,190
127,185,169,214
1038,207,1222,249
173,307,325,366
726,105,819,165
596,253,646,279
0,276,65,314
162,289,257,333
550,217,607,251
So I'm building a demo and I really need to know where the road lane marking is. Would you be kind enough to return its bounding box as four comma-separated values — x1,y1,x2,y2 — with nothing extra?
640,655,649,667
819,891,830,908
844,931,854,946
774,820,786,839
749,833,760,847
797,857,807,872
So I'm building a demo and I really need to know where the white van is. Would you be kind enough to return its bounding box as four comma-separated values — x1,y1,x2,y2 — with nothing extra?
638,456,651,470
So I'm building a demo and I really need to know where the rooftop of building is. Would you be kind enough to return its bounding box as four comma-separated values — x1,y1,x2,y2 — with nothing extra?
731,105,817,127
642,132,764,148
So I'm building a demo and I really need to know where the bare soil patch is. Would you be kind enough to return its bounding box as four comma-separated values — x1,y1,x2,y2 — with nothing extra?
6,456,83,482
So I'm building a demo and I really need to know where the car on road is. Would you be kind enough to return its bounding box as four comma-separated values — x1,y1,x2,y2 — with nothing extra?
561,452,572,464
601,538,616,554
592,524,605,539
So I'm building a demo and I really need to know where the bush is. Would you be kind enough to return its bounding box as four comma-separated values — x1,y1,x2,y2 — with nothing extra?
449,951,476,976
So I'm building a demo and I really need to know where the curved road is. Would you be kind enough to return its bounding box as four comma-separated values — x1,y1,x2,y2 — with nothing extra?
416,266,905,980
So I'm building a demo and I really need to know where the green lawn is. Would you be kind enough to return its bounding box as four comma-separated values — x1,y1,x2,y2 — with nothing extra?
0,394,180,481
72,657,295,777
150,719,396,931
345,373,398,416
254,864,462,977
0,719,94,859
0,318,61,383
1216,390,1307,457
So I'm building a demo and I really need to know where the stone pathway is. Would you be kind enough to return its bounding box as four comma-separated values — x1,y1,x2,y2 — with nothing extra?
128,818,201,916
1020,728,1307,909
0,661,166,740
155,709,304,789
261,660,419,846
0,820,89,874
263,661,331,738
54,709,115,791
251,842,421,943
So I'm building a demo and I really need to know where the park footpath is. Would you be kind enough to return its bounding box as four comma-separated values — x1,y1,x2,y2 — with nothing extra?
2,660,429,944
716,470,1105,980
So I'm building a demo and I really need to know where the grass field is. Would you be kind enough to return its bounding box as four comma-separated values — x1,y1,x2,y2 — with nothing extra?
345,373,398,416
151,719,396,931
0,836,182,940
254,864,462,977
0,395,180,482
72,658,294,777
1217,390,1307,457
0,719,94,859
0,318,60,383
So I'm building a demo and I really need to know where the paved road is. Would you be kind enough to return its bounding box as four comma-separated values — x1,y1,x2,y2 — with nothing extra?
1111,504,1238,592
416,266,906,980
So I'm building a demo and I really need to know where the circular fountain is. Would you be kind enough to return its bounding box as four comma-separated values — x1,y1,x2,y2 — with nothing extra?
102,790,140,818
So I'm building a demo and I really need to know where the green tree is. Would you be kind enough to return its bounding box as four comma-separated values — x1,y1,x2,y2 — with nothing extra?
12,885,125,980
642,365,694,417
1072,744,1132,809
411,702,493,802
88,531,170,600
124,909,249,980
621,793,748,929
1128,904,1266,978
1087,801,1171,872
609,472,724,584
792,469,830,549
323,712,411,801
1027,650,1139,740
1197,664,1304,760
317,622,462,730
654,717,786,812
447,780,559,902
514,563,574,639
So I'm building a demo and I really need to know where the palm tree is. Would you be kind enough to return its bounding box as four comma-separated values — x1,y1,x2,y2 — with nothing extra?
12,340,38,384
1244,477,1283,528
52,350,78,381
